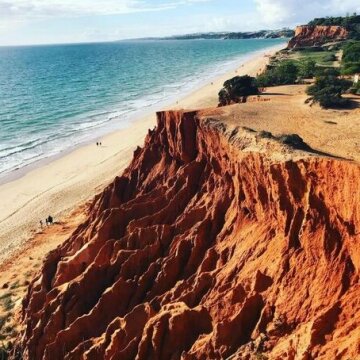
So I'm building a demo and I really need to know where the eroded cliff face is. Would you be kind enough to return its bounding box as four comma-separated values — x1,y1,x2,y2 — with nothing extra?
287,25,348,48
15,110,360,360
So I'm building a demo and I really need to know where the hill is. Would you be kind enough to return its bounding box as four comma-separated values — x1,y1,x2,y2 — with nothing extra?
138,29,294,41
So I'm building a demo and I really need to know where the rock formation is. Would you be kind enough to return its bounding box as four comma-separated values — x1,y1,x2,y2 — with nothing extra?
287,25,348,48
14,110,360,359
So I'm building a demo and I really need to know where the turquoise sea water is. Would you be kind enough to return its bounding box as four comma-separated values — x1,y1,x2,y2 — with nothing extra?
0,39,285,178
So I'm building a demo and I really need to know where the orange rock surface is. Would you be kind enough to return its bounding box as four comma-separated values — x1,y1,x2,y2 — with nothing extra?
287,25,348,48
14,110,360,359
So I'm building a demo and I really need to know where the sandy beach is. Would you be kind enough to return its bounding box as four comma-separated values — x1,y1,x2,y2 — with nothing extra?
0,44,284,263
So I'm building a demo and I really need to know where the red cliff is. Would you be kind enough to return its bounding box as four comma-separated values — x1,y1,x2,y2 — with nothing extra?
14,110,360,359
287,25,348,48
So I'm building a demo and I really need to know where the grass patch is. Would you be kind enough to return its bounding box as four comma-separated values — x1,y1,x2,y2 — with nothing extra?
0,316,7,332
2,299,14,313
9,281,20,290
0,294,14,312
341,41,360,75
289,49,338,66
0,294,11,302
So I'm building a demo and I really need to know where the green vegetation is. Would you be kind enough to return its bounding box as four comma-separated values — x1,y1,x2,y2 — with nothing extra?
256,60,299,86
279,134,309,150
323,54,337,62
341,41,360,75
0,293,14,312
314,67,340,77
256,51,338,87
222,21,359,110
254,34,359,109
349,81,360,95
306,70,352,108
218,75,259,106
298,59,317,78
258,130,273,139
308,14,360,40
0,313,12,360
0,317,6,332
289,48,339,66
342,41,360,62
9,282,19,291
308,14,360,27
341,63,360,75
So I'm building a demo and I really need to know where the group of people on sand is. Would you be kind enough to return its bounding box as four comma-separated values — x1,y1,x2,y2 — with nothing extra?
96,141,102,146
39,215,54,228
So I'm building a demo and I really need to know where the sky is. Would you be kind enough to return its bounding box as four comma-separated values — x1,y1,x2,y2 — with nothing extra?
0,0,359,46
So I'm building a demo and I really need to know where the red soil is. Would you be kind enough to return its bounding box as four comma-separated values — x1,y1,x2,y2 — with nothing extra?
14,110,360,359
288,25,348,48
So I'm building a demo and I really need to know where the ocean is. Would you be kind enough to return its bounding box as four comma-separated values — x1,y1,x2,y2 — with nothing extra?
0,38,284,179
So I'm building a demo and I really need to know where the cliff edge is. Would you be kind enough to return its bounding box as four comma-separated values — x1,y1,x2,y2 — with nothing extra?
14,110,360,359
287,25,348,48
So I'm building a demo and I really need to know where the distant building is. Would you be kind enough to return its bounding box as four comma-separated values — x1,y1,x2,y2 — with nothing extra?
354,74,359,84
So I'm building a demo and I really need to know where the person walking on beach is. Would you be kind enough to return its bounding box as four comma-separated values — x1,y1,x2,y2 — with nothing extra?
45,218,48,226
40,220,43,228
47,215,53,225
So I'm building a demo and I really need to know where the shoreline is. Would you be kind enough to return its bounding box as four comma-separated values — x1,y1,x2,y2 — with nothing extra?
0,42,285,263
0,43,284,187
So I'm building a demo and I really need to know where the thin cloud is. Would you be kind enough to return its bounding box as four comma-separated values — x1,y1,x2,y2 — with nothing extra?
0,0,182,19
254,0,360,26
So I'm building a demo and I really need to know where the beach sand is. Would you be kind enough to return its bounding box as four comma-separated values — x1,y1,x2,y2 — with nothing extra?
0,45,283,264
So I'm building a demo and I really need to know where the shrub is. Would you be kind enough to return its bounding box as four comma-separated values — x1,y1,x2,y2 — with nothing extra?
256,61,299,87
341,41,360,74
323,54,337,62
0,317,6,332
308,15,360,28
314,67,340,77
306,74,352,108
349,82,360,95
0,293,14,312
258,130,273,139
298,59,316,78
279,134,309,150
341,62,360,75
218,75,259,106
342,41,360,63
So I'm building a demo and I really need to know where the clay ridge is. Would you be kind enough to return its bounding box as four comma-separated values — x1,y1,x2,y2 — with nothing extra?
14,110,360,360
287,25,348,48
